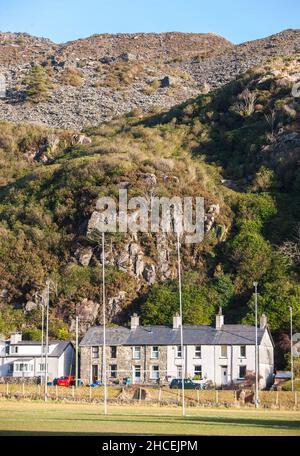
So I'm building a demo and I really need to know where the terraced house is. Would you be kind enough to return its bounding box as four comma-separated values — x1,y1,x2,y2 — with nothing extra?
80,310,274,389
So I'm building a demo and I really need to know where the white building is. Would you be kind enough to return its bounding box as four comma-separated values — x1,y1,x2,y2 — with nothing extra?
0,333,75,380
80,310,274,389
167,311,274,389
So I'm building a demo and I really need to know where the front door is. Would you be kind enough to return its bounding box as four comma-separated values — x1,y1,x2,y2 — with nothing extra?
133,365,141,384
92,365,98,383
221,366,228,386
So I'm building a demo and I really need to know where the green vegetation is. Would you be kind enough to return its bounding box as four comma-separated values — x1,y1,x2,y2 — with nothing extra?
0,402,299,435
60,68,84,87
142,273,234,325
24,65,52,103
0,56,300,361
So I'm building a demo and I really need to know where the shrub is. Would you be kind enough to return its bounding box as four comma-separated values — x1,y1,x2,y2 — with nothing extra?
60,68,83,87
24,65,52,103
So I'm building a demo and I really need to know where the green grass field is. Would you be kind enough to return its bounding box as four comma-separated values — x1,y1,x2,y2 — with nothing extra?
0,401,300,435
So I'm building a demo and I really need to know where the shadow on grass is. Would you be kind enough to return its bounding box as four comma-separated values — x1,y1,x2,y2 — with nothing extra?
1,415,299,436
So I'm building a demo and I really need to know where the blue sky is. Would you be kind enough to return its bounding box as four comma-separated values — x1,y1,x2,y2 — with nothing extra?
0,0,299,44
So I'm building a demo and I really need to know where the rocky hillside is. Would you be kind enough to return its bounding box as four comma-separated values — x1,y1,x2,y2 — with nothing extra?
0,30,299,129
0,55,300,350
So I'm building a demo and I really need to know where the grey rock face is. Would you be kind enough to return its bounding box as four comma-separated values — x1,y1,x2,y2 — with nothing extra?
143,263,156,285
75,246,93,266
25,301,38,312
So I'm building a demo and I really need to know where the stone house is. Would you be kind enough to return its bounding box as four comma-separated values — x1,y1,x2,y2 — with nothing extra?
79,310,274,389
0,333,75,380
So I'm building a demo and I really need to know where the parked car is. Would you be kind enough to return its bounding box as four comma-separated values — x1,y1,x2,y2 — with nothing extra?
169,378,201,389
56,375,75,387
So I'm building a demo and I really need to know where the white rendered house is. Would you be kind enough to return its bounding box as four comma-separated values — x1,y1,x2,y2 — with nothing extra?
167,311,274,389
0,333,75,380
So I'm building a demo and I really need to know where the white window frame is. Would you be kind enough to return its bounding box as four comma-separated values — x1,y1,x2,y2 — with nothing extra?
194,346,201,358
240,345,246,358
14,363,33,372
110,346,117,359
220,345,227,358
151,346,159,359
151,365,159,380
92,346,99,358
10,346,18,354
176,345,182,358
194,365,202,378
133,346,141,360
110,364,118,378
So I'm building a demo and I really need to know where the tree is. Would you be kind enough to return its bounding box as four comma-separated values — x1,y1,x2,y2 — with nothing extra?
25,65,52,103
230,226,273,290
141,281,215,325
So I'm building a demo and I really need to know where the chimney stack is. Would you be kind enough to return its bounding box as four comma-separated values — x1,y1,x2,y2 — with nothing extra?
260,313,267,329
173,313,182,329
130,313,140,331
10,332,22,344
215,307,224,330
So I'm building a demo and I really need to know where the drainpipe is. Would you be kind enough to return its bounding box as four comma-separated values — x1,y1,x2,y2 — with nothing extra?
144,345,147,384
90,347,92,384
213,345,216,387
231,345,233,387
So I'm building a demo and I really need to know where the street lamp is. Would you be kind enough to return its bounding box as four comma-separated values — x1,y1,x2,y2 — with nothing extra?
34,291,45,386
289,306,294,392
44,280,50,402
176,232,185,417
253,282,259,408
87,228,108,415
42,279,56,402
102,232,108,415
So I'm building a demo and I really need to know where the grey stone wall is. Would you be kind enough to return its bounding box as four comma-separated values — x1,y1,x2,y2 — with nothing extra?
80,345,168,384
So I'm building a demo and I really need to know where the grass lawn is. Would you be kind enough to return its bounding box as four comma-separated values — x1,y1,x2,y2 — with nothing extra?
0,401,300,436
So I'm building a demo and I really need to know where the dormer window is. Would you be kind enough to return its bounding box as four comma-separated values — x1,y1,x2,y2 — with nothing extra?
10,346,18,354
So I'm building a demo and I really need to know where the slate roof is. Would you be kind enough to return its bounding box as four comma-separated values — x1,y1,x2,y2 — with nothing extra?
9,340,62,346
1,341,73,358
49,341,72,357
80,324,271,347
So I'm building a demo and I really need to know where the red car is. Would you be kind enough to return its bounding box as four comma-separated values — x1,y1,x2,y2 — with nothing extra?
57,375,75,387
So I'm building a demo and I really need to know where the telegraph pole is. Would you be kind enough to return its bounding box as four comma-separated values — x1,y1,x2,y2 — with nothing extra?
253,282,259,408
177,232,185,416
102,232,108,415
44,280,50,402
289,306,294,392
75,315,79,388
41,299,44,386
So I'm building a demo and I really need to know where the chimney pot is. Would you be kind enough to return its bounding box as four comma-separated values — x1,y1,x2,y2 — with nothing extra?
130,314,140,330
215,308,224,330
10,332,22,344
173,313,182,329
260,313,267,329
